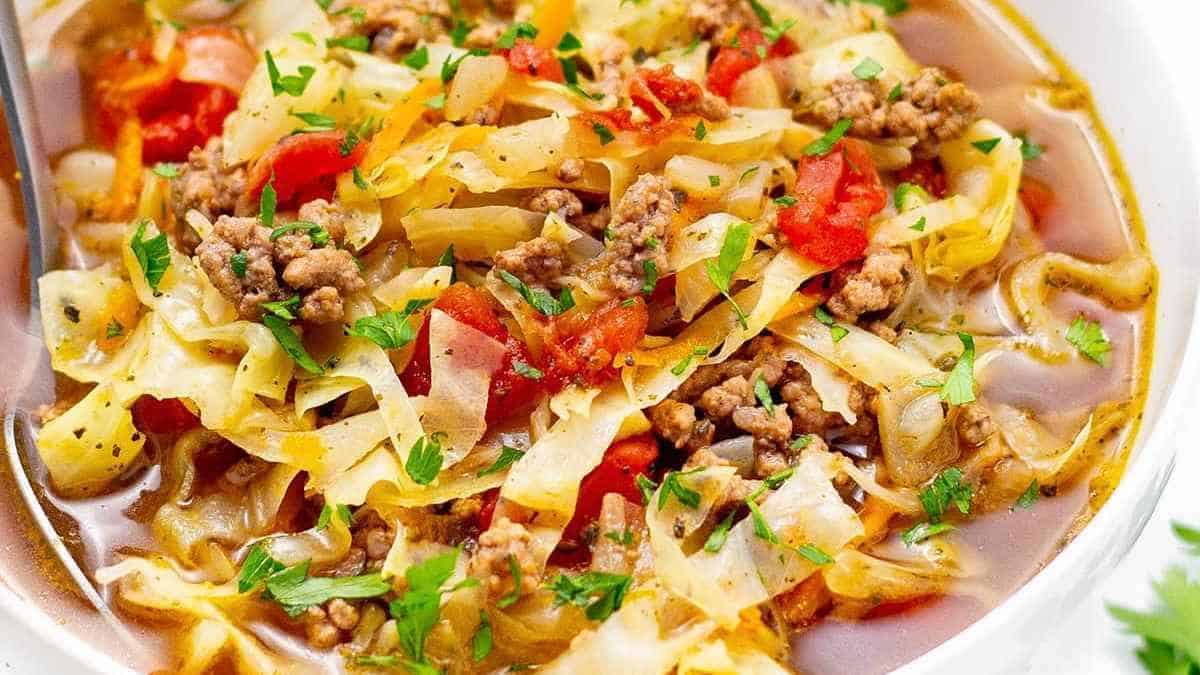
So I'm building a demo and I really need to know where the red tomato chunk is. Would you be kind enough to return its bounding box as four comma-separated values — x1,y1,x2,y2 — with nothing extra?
540,297,650,392
131,396,200,434
706,29,798,99
504,39,564,83
561,434,659,544
245,130,368,209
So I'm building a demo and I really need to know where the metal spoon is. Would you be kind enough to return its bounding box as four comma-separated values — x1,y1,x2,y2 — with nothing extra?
0,0,138,643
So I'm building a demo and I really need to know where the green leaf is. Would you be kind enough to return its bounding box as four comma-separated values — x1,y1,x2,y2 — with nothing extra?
657,470,702,510
266,565,390,615
472,610,493,662
259,177,277,229
814,306,849,343
762,18,796,44
604,529,634,547
326,35,370,51
852,56,884,80
910,216,927,232
858,0,910,16
497,554,523,608
236,543,285,593
449,19,475,47
708,175,721,187
497,269,575,316
754,374,774,416
546,572,632,621
971,137,1002,154
290,110,337,130
802,118,853,156
337,503,354,526
262,295,301,321
264,50,316,97
794,543,834,565
557,31,582,52
918,467,973,522
353,166,369,191
130,220,172,292
263,315,325,375
406,549,460,592
1017,133,1044,160
293,31,317,46
592,121,615,146
693,120,707,140
152,163,179,178
635,474,658,506
641,259,659,295
513,360,543,380
424,93,446,109
496,21,539,49
763,468,794,490
1066,315,1112,366
436,244,457,282
316,503,333,529
704,511,736,553
789,434,814,450
894,181,930,211
1109,566,1200,669
901,521,955,546
747,0,773,26
1173,522,1200,553
350,654,403,668
939,332,977,405
887,81,903,102
670,345,710,377
105,319,124,339
404,45,430,69
477,446,525,477
1014,480,1040,509
774,195,797,207
746,498,778,544
269,220,331,247
739,166,759,183
406,434,445,485
704,221,752,329
230,251,247,278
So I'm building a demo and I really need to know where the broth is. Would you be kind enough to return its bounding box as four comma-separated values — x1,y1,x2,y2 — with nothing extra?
0,0,1154,672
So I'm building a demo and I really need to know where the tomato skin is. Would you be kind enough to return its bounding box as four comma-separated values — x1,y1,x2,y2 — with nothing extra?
131,396,200,434
705,29,798,98
561,434,659,544
504,39,564,83
541,297,650,392
896,158,949,199
630,65,703,122
777,139,887,267
399,284,543,423
1018,175,1054,228
477,487,500,531
245,130,368,208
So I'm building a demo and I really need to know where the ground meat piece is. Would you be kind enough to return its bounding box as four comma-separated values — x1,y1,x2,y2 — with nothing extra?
332,0,451,58
649,399,698,449
676,92,732,122
779,364,870,434
470,517,539,602
595,39,629,97
465,101,503,125
732,405,793,449
756,434,830,477
826,248,912,324
170,137,249,251
687,0,758,40
282,248,366,296
493,236,566,289
810,67,982,158
572,205,610,236
351,512,397,563
302,606,342,649
866,320,899,344
683,448,757,511
698,375,754,419
464,21,505,49
196,216,283,320
555,158,585,183
525,188,584,219
955,403,996,448
300,286,345,324
297,199,351,243
326,599,361,631
592,174,675,297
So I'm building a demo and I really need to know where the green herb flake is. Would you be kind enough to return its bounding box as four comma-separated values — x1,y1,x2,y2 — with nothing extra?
236,543,285,593
918,467,973,523
746,498,778,544
789,434,813,450
293,31,317,46
152,163,179,179
901,521,954,546
802,118,853,157
1014,480,1040,509
229,251,248,278
814,306,849,343
477,445,525,477
497,554,523,608
670,345,710,377
592,121,616,146
774,195,798,207
708,175,721,187
604,528,635,547
1066,315,1112,366
546,572,632,621
657,469,702,511
264,50,316,97
513,360,544,380
424,92,446,109
404,45,430,70
704,222,753,329
641,259,659,295
887,81,903,102
557,31,583,52
704,511,736,553
794,543,834,565
130,220,172,292
259,177,278,229
1017,133,1044,160
739,166,759,183
635,474,659,506
290,110,336,130
496,21,539,50
105,319,124,339
694,120,707,140
939,332,977,405
858,0,910,16
893,181,930,211
390,549,469,666
497,269,576,316
352,166,369,191
472,610,493,662
851,56,884,80
971,137,1003,155
267,564,390,616
262,295,301,321
326,35,370,51
910,216,927,232
405,433,446,485
753,374,774,416
348,299,433,350
437,243,457,283
263,315,324,375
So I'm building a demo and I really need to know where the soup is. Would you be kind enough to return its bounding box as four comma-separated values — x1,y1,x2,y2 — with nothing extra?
10,0,1154,673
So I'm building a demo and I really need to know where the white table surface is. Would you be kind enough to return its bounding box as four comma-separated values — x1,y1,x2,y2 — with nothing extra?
1,2,1198,673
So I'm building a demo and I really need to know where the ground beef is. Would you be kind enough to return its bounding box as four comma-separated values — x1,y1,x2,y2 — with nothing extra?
555,159,585,183
465,101,503,125
195,208,365,324
470,517,539,602
687,0,759,40
810,67,982,158
464,21,505,49
676,92,732,122
573,205,611,236
493,236,567,289
732,405,792,448
592,173,675,297
649,399,699,449
955,403,996,448
525,188,584,220
595,39,630,98
682,448,757,512
169,137,249,251
302,606,342,648
826,248,913,324
331,0,452,58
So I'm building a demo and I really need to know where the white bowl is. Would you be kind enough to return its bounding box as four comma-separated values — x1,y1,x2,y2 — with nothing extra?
2,1,1198,673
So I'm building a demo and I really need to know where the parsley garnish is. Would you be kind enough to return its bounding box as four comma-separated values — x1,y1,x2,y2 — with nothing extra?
263,315,324,375
259,177,277,229
918,467,973,522
557,32,582,51
105,319,124,339
152,163,178,178
746,497,778,544
604,529,634,547
497,269,575,316
477,445,525,477
497,554,522,608
858,0,909,16
939,332,977,405
348,299,433,350
236,543,285,593
404,45,430,69
774,195,798,207
670,345,710,376
910,216,927,232
473,610,493,662
592,121,615,146
894,181,930,211
268,221,330,247
1014,480,1040,509
326,35,370,51
406,433,445,485
262,295,301,321
795,543,834,565
266,563,390,616
887,81,903,102
694,120,707,140
391,549,478,669
705,222,752,329
1017,133,1044,160
547,572,632,621
264,50,315,97
352,166,369,191
901,521,954,545
754,374,774,415
230,251,247,278
790,434,814,450
437,244,457,282
635,474,658,506
290,110,336,130
496,22,538,49
130,220,171,293
424,93,446,109
803,118,852,156
708,175,721,187
1066,315,1111,366
293,31,316,46
814,306,849,343
971,137,1003,154
513,360,544,380
852,56,884,80
657,469,702,510
704,511,735,553
641,259,658,295
748,0,796,43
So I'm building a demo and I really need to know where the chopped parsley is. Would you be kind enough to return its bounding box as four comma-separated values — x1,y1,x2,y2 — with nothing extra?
790,434,814,450
130,219,171,293
236,543,285,593
939,332,977,405
405,433,446,485
403,45,430,70
497,554,522,608
604,529,635,547
971,137,1003,154
264,50,315,97
814,306,849,343
694,120,707,141
739,166,760,183
292,31,316,46
803,118,853,156
497,269,575,316
1066,315,1112,366
477,445,525,477
268,221,330,247
495,22,538,50
1014,480,1040,509
1017,133,1044,160
704,511,736,553
919,467,973,522
557,32,583,52
901,521,955,546
851,56,884,80
670,345,710,377
472,610,493,662
546,572,632,621
754,374,775,415
348,299,433,350
290,110,336,131
390,549,478,670
746,497,778,544
887,81,903,102
774,195,798,207
856,0,910,16
326,34,369,51
437,244,457,282
642,259,658,295
910,216,927,232
592,121,616,146
657,469,702,510
513,360,544,380
424,92,446,109
266,563,390,617
748,0,796,44
795,544,834,565
105,319,124,339
635,474,658,506
262,295,301,321
151,163,178,179
352,166,369,191
229,252,248,280
263,315,324,375
259,177,277,229
705,222,753,329
894,181,930,211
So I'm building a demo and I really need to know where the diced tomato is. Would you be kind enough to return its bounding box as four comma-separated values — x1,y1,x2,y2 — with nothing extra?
1019,175,1055,228
540,297,650,392
477,487,500,531
504,39,564,83
896,158,949,199
400,284,543,423
629,65,703,122
130,396,200,434
244,130,369,208
777,139,887,267
560,434,659,544
92,28,248,163
706,29,798,99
